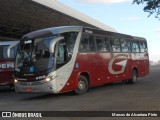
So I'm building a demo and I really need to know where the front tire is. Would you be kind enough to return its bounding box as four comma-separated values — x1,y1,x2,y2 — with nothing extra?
128,69,138,84
74,75,89,95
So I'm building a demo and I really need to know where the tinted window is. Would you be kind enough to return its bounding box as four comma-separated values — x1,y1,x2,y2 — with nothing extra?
10,46,18,58
110,38,121,52
96,36,107,52
65,32,78,55
0,46,2,59
0,45,17,59
139,41,147,52
56,32,78,69
131,42,140,53
2,46,9,59
121,39,131,52
105,38,110,52
15,36,54,74
79,35,95,52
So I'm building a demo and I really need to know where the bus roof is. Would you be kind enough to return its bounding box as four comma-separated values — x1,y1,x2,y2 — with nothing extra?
83,27,146,41
132,36,146,41
23,26,83,39
0,41,19,46
22,26,146,41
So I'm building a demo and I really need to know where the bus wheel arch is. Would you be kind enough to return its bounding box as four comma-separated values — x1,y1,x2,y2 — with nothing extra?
74,72,90,95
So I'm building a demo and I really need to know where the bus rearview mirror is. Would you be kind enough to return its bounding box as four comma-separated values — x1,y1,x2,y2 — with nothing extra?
50,36,64,53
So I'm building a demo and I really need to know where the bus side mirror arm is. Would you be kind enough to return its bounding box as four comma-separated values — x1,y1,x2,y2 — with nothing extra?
7,41,19,58
50,36,64,53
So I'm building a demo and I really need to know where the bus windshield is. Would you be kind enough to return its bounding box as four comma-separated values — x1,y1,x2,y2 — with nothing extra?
15,36,57,74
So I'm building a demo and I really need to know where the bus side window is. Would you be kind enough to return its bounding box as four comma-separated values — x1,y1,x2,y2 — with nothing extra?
57,42,66,65
79,36,89,52
79,35,95,52
65,32,78,58
121,39,130,53
96,36,106,52
131,42,140,53
10,46,18,59
0,46,3,59
56,32,78,69
105,38,110,52
139,41,147,52
3,45,9,59
110,38,121,52
88,36,95,51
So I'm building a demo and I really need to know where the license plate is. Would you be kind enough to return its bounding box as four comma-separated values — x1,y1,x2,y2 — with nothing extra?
25,88,33,92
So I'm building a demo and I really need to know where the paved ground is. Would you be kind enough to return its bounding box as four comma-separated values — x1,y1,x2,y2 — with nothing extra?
0,66,160,120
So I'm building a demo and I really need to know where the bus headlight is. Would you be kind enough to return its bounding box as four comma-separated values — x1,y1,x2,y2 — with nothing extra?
45,74,57,82
45,77,51,82
15,79,18,83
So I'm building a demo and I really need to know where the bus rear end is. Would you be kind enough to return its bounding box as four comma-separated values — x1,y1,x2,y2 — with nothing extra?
0,41,19,88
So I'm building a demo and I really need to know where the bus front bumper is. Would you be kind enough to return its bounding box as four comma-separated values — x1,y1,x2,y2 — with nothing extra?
14,80,59,94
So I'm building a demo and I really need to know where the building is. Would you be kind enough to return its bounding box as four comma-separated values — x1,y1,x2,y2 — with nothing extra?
0,0,116,40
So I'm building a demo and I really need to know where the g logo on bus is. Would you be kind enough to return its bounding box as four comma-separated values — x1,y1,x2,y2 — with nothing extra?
108,54,128,75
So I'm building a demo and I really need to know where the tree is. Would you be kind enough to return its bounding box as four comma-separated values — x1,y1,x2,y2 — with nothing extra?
133,0,160,19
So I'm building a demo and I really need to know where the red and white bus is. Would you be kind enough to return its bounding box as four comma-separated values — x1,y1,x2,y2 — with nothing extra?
0,41,19,89
14,26,149,94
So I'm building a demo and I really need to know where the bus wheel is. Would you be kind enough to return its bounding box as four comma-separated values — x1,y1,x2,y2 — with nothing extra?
74,75,89,95
128,69,137,84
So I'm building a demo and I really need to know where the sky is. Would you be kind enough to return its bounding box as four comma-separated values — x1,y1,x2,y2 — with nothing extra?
58,0,160,62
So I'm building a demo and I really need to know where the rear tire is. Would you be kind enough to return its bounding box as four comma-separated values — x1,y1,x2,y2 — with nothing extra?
127,69,138,84
74,75,89,95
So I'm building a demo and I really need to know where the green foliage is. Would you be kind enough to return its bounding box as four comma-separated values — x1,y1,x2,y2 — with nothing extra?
133,0,160,19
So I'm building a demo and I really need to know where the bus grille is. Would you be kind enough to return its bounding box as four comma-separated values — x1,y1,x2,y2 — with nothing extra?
18,80,46,85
